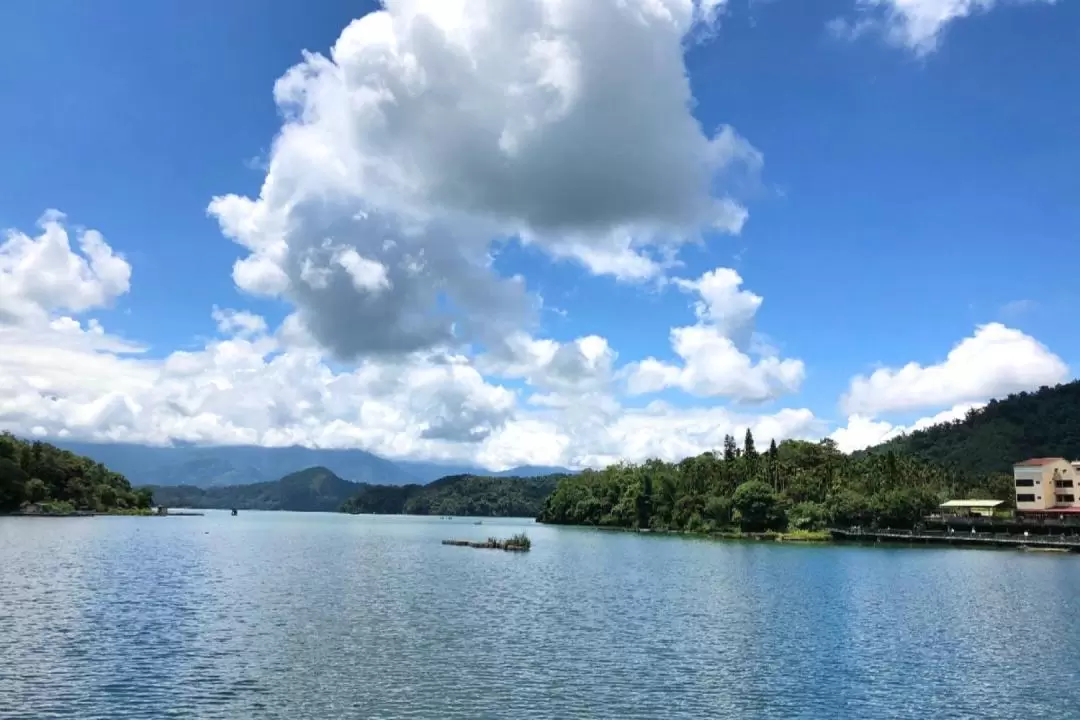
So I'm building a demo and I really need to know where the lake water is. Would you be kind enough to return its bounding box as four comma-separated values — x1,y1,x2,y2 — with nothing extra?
2,512,1080,719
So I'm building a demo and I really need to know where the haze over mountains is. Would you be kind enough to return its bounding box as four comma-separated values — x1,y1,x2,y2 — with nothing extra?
54,441,573,488
42,380,1080,491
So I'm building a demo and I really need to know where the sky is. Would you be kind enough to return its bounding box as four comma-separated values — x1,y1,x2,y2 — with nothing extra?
0,0,1077,469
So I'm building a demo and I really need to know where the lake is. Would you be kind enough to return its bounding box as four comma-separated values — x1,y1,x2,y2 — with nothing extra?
2,512,1080,719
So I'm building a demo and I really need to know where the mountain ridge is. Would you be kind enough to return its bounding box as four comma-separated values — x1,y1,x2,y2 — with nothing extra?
149,466,565,516
52,440,573,488
866,381,1080,475
148,466,362,512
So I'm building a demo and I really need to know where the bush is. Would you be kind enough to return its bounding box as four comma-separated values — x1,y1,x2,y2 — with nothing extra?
788,501,828,531
506,532,531,550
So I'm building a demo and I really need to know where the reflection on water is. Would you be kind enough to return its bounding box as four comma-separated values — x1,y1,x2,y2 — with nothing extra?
2,512,1080,719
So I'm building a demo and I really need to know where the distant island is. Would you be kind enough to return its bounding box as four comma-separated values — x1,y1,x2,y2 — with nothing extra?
539,381,1080,535
147,468,564,517
0,433,153,515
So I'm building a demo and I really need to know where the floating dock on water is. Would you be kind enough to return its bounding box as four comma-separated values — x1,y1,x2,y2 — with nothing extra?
830,528,1080,552
442,539,529,552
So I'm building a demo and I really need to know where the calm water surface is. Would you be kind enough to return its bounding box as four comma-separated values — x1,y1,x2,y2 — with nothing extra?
2,512,1080,719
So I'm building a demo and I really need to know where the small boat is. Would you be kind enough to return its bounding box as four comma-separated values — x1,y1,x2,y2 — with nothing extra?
231,508,238,516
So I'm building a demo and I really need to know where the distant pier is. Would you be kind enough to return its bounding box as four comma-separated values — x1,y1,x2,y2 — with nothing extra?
830,528,1080,552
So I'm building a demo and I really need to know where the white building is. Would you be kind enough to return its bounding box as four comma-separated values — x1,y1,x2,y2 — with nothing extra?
1014,458,1079,513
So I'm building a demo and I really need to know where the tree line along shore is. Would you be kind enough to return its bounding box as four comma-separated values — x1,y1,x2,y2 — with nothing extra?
3,382,1077,532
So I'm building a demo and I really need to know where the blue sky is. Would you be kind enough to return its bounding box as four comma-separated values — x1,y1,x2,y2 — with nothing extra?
0,0,1076,467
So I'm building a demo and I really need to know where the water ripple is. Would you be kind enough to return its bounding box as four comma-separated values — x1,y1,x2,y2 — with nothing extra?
2,514,1080,719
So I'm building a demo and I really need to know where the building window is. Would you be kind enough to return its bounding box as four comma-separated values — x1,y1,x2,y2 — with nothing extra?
1057,494,1075,503
1056,480,1074,488
1017,494,1036,503
1015,478,1035,487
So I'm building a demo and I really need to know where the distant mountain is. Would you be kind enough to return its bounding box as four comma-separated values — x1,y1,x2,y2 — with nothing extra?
393,461,480,482
395,461,575,483
150,466,566,516
149,467,361,512
868,381,1080,476
55,442,417,488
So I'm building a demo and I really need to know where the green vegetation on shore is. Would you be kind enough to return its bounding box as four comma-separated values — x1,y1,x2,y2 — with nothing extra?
340,473,563,517
0,433,153,514
538,431,1012,533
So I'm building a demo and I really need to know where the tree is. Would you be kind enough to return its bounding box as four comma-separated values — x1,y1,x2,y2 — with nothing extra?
788,501,828,531
635,474,652,529
723,434,738,463
25,477,49,504
732,480,784,532
767,439,779,491
96,483,118,510
743,429,758,460
0,457,29,511
742,429,759,485
704,495,732,526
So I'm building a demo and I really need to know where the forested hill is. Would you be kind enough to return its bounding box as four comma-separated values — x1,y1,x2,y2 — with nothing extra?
150,468,564,516
0,433,152,513
340,473,564,517
538,433,1012,534
148,467,360,512
869,381,1080,475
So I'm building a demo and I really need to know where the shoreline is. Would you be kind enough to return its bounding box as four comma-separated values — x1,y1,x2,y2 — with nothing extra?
538,523,1080,554
1,510,194,518
539,522,831,544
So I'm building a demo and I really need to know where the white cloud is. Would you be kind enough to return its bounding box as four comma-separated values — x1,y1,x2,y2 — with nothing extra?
838,0,1057,55
0,306,826,469
0,211,822,471
211,307,269,337
625,268,805,401
0,211,131,325
479,331,617,396
842,323,1068,416
831,402,983,453
208,0,761,358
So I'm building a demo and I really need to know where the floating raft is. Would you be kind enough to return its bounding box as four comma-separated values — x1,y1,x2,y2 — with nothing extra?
442,539,529,552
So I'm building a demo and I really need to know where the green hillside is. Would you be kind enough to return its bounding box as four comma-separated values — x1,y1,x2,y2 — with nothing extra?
870,381,1080,475
340,473,564,517
0,433,152,514
150,467,563,516
148,466,360,512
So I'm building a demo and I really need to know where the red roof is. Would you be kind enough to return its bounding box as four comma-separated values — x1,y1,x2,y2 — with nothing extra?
1014,457,1066,466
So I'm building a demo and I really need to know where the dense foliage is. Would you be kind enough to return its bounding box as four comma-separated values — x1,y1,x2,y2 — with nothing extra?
148,466,361,512
872,381,1080,475
538,433,1013,533
340,474,564,517
0,433,152,513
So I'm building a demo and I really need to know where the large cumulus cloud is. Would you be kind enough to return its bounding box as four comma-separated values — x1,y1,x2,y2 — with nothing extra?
209,0,761,359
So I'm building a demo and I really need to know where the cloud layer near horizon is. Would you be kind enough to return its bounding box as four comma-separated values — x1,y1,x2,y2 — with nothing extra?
0,0,1072,468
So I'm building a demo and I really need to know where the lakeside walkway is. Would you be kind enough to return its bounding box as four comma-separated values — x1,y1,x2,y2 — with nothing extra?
831,528,1080,551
